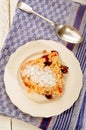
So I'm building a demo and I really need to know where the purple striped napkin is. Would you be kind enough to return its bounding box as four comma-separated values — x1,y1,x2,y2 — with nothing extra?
0,0,86,130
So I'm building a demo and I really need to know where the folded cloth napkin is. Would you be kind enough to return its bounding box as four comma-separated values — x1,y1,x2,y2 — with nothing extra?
0,0,86,130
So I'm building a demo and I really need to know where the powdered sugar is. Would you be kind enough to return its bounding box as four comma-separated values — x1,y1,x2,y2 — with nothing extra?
23,65,56,87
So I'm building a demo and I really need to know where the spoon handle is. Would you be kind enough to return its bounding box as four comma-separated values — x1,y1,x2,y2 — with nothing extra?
17,2,55,26
32,10,55,26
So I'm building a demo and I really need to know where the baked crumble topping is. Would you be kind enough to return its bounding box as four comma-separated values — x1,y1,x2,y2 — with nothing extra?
20,50,68,99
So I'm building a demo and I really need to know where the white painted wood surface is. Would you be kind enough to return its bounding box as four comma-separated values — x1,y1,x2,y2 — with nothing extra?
72,0,86,4
0,115,41,130
12,118,41,130
0,0,10,50
0,0,86,130
0,115,11,130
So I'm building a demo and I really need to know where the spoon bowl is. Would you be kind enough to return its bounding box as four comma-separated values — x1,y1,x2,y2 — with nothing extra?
17,2,82,44
56,24,82,43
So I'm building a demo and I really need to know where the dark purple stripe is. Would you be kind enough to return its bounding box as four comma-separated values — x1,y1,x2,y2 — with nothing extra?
39,117,52,130
66,43,74,51
66,5,86,50
73,5,86,29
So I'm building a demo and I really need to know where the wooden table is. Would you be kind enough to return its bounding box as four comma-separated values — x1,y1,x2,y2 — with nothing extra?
0,0,85,129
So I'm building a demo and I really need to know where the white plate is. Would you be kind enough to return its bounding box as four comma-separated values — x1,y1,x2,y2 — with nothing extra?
4,40,82,117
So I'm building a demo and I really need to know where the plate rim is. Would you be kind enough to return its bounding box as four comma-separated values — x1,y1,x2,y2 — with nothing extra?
4,39,82,117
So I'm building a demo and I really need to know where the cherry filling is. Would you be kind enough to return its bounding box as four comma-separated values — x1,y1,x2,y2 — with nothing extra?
42,54,52,66
44,61,52,66
51,50,58,55
45,94,53,99
42,50,59,66
42,54,49,60
60,65,68,74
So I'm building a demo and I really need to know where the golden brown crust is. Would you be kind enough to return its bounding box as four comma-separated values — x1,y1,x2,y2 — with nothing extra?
20,50,68,99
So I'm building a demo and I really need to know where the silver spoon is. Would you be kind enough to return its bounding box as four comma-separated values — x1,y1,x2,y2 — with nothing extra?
17,2,82,44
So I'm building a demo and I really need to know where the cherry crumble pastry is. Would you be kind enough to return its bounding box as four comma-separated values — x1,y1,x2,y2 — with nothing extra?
20,50,68,100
